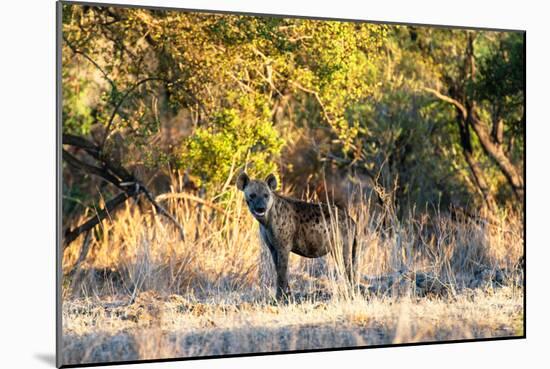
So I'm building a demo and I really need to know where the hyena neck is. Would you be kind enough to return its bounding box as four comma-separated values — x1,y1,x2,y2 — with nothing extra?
262,193,285,228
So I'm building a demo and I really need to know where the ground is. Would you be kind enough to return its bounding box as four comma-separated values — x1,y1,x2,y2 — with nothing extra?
62,285,523,364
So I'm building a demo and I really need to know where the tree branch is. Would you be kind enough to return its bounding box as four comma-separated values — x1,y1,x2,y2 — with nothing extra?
62,133,186,246
141,187,186,241
63,133,134,182
101,77,166,149
288,79,334,125
62,149,124,189
63,35,117,90
63,192,132,248
422,87,467,120
156,192,230,217
469,113,524,198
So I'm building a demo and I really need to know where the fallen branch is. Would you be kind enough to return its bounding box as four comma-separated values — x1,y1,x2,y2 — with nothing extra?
66,230,93,277
62,134,186,247
63,192,132,248
62,149,124,190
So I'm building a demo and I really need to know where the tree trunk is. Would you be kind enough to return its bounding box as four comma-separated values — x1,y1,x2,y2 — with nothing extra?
465,33,524,202
469,112,524,200
456,112,497,212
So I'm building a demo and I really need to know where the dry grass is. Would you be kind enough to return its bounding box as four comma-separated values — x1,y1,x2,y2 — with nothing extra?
61,186,524,366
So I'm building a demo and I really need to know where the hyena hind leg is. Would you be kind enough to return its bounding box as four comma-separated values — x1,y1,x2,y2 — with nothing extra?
344,237,360,288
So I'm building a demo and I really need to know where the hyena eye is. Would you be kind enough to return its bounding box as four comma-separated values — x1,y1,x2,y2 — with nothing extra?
263,194,268,199
249,193,256,199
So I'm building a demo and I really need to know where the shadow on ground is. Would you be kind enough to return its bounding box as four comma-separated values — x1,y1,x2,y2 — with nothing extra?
34,353,56,366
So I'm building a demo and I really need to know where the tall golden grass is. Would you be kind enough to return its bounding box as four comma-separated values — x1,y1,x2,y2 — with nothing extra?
63,183,523,299
61,181,524,365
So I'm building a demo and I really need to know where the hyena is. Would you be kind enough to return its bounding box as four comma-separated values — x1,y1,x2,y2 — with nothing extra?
236,172,358,300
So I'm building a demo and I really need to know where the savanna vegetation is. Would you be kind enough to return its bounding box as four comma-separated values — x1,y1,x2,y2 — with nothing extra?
60,3,525,366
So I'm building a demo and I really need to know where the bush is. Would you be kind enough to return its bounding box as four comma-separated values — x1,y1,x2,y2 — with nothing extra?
179,95,284,194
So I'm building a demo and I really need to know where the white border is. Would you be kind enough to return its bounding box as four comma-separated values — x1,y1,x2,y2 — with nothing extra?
1,0,546,368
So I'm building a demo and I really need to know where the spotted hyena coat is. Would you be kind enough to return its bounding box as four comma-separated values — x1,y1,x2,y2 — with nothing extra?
236,172,358,300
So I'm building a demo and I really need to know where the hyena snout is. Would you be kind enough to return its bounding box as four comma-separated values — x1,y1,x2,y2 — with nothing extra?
252,204,267,215
246,190,272,218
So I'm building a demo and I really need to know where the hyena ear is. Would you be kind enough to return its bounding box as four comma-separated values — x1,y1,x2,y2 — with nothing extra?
236,172,249,191
265,173,277,191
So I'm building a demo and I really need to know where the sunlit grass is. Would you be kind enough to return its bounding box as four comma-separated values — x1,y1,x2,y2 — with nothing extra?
61,185,524,365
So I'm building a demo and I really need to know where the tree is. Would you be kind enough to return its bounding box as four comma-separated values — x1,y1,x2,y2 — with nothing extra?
61,2,524,241
421,30,524,205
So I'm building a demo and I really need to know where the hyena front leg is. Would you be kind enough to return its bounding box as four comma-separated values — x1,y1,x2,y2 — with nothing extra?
274,249,291,301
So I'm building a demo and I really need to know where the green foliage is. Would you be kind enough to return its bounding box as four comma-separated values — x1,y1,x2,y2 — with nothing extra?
61,4,524,211
288,21,386,151
476,32,524,102
180,94,283,193
62,75,95,136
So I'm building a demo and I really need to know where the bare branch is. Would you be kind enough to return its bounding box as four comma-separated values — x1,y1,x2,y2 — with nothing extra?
156,192,230,217
65,230,93,277
63,133,99,153
62,149,124,189
62,133,186,245
101,77,166,149
141,187,186,241
288,79,334,125
63,192,131,248
63,133,134,182
421,87,467,120
62,35,117,90
469,113,524,199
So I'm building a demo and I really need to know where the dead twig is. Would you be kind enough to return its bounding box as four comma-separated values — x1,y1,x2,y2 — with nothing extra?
155,192,231,218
